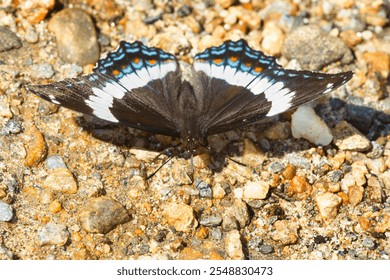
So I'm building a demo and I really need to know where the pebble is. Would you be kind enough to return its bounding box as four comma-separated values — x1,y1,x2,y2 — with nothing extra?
315,192,342,221
241,138,266,167
1,119,23,135
332,121,372,152
362,51,389,79
285,153,311,170
291,106,333,146
287,176,312,200
199,215,222,227
195,179,213,198
215,0,236,9
163,203,198,232
281,164,296,180
268,162,285,173
0,27,22,52
29,63,54,79
37,223,69,246
271,220,299,245
362,238,376,250
366,176,384,203
351,161,368,186
282,25,353,70
79,196,130,234
212,183,226,199
43,168,78,194
261,21,284,56
46,155,67,169
327,170,343,183
242,180,269,200
18,0,55,24
0,201,13,222
0,95,13,118
24,123,48,167
348,185,364,206
259,244,274,254
48,8,100,66
225,230,244,260
222,199,250,231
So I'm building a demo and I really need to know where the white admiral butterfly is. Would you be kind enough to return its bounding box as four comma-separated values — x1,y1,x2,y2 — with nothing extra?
28,39,352,150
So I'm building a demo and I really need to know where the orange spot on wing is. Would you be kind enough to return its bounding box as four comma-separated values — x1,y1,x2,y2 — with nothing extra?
230,56,238,62
148,59,156,65
132,57,140,64
112,69,120,76
245,62,252,67
213,58,223,64
254,66,263,73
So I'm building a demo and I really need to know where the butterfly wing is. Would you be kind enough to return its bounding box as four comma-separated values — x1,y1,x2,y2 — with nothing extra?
28,41,182,137
193,39,353,136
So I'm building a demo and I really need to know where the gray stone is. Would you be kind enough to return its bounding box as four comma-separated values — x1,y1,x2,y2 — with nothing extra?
29,63,54,79
282,25,353,70
37,223,69,246
48,8,100,66
0,27,22,52
1,119,23,135
199,215,222,227
195,179,213,198
46,155,67,169
79,196,131,234
0,201,13,222
259,244,274,254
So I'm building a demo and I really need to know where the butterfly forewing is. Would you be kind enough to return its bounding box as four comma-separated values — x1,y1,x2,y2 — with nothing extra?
193,40,353,136
29,41,183,136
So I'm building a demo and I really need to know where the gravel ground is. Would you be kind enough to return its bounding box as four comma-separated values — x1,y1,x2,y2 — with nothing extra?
0,0,389,260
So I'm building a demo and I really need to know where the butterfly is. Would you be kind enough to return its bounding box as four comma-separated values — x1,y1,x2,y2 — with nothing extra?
28,39,353,152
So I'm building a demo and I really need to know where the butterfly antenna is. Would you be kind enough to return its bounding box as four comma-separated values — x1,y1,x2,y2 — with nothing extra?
146,155,174,180
145,142,182,180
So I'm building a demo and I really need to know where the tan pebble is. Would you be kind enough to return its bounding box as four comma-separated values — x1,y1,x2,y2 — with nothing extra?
332,121,372,152
18,0,55,23
212,183,226,199
0,95,13,118
340,173,355,191
348,185,364,206
163,203,198,232
271,220,299,245
366,158,386,174
225,230,244,260
212,25,227,39
339,29,362,48
337,191,349,205
43,168,78,194
196,226,209,239
0,188,6,199
243,181,269,199
79,196,130,234
362,52,389,79
261,21,284,56
366,176,384,203
49,200,62,214
351,161,368,186
316,192,342,221
282,164,296,180
24,124,47,167
358,215,371,231
241,138,266,167
329,152,345,169
180,247,203,260
287,176,312,200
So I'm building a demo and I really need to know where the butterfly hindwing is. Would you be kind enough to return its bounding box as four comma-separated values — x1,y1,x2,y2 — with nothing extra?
29,41,183,136
193,40,353,135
